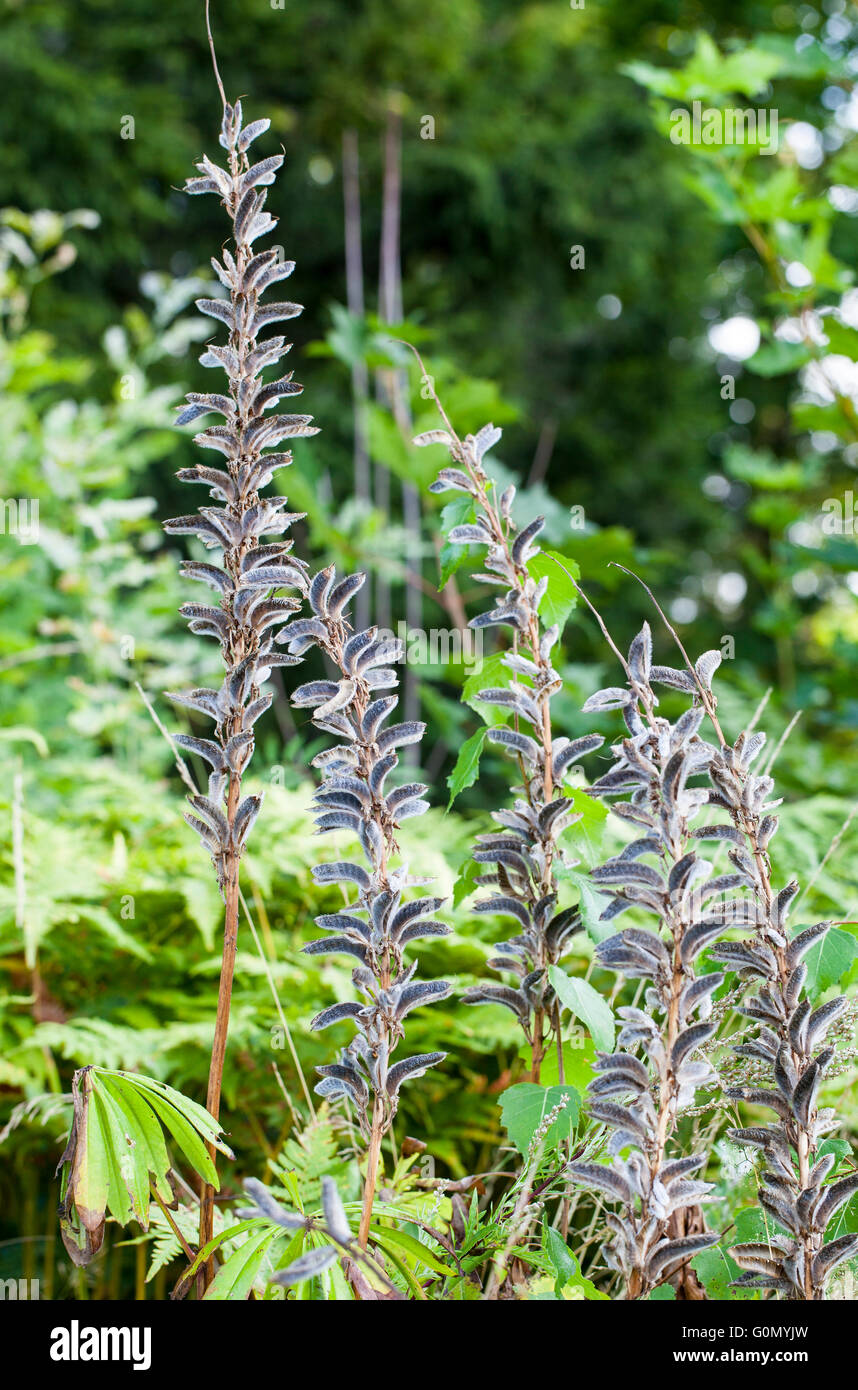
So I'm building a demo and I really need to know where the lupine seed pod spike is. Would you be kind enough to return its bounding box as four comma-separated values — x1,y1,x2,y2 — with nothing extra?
702,720,857,1299
417,406,604,1080
167,84,317,1293
292,563,450,1247
608,588,856,1301
568,625,725,1299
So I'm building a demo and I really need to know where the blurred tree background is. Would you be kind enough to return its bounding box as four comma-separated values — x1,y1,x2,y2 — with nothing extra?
1,0,857,1298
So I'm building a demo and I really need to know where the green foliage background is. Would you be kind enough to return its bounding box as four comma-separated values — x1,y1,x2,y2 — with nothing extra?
1,0,857,1299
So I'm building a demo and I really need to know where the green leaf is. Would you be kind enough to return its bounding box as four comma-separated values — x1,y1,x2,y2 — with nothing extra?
525,1039,596,1093
185,1220,267,1281
446,726,488,810
204,1227,284,1301
558,792,609,866
800,927,857,999
542,1228,609,1300
90,1088,134,1228
820,320,858,359
745,341,813,378
452,856,482,909
91,1084,145,1225
499,1082,579,1156
529,551,580,632
548,966,614,1051
132,1086,220,1188
97,1073,173,1206
113,1072,233,1153
370,1223,456,1277
367,404,435,488
438,495,477,588
692,1208,766,1301
58,1065,227,1262
462,650,515,725
625,33,784,102
553,863,610,941
63,1068,109,1239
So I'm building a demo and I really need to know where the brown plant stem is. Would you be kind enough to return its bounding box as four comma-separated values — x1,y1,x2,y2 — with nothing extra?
359,1093,386,1249
197,836,240,1294
151,1183,197,1266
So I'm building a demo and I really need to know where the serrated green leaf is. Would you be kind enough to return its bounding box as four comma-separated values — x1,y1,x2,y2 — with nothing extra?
529,551,580,632
802,927,857,999
499,1082,579,1155
452,856,482,909
462,650,515,725
446,725,488,810
548,966,614,1051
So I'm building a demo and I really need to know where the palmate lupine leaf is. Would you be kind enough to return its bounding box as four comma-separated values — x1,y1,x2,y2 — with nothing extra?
56,1066,232,1267
233,1176,405,1300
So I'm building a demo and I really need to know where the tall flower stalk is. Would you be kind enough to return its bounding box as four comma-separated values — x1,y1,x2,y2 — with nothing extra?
644,619,858,1300
567,622,726,1299
284,566,451,1248
413,402,602,1081
166,93,317,1285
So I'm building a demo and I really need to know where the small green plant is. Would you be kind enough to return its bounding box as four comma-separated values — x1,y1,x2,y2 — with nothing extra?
56,1066,231,1268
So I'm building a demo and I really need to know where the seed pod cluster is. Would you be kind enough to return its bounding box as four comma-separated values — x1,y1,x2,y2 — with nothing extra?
416,422,602,1074
286,565,451,1138
568,625,725,1298
167,100,318,885
701,727,858,1298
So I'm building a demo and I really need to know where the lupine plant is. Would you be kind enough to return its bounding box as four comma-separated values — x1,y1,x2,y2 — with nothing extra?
559,622,725,1298
413,406,603,1081
565,596,858,1301
284,565,451,1246
646,628,858,1300
165,83,317,1283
